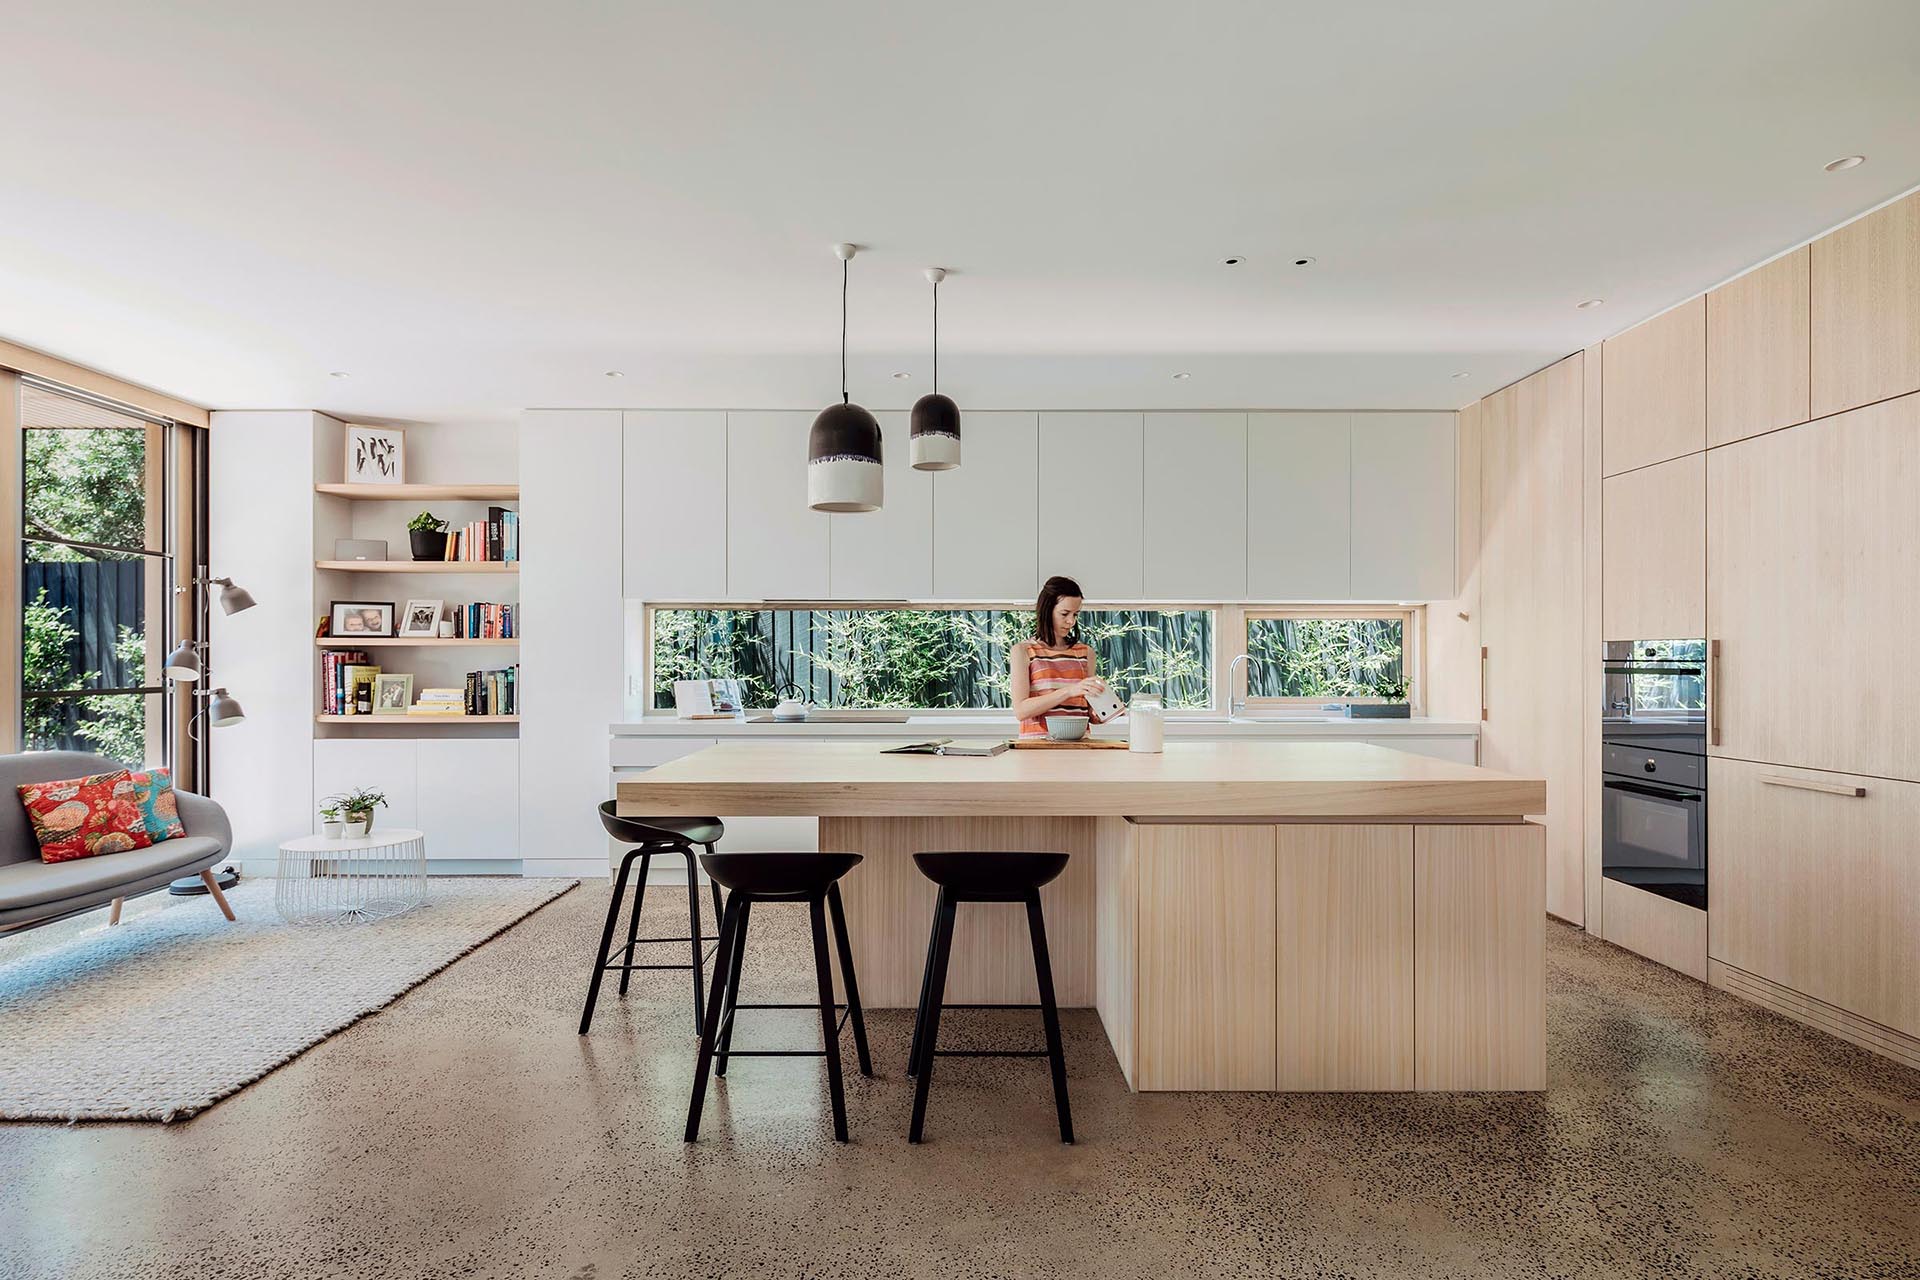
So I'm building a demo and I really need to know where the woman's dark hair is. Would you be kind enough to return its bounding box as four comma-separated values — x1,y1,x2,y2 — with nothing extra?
1035,575,1085,647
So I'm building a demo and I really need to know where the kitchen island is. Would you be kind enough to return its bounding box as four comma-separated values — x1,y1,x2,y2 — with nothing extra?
617,740,1547,1093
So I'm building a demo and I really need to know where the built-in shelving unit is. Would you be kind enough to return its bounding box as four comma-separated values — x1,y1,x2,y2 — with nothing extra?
316,482,520,502
316,714,519,725
315,636,518,648
317,560,517,574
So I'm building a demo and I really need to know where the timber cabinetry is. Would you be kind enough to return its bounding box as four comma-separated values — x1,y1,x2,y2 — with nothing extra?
1811,189,1920,419
1603,296,1706,476
1707,246,1811,446
1602,453,1704,641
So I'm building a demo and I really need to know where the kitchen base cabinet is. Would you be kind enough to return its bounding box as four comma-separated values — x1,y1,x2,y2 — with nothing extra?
314,738,520,863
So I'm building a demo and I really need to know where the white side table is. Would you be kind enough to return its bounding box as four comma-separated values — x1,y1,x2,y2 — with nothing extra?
276,827,427,925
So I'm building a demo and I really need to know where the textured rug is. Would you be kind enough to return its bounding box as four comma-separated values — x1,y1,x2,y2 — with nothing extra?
0,876,576,1122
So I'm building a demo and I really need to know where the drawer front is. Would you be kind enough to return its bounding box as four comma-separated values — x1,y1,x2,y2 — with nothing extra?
1602,743,1703,790
1709,757,1920,1037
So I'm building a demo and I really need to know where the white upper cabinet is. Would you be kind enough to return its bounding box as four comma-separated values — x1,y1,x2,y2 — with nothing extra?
933,411,1039,599
727,412,830,600
1038,412,1144,597
1247,412,1351,599
1350,412,1456,599
1144,413,1246,599
829,412,931,599
621,411,727,600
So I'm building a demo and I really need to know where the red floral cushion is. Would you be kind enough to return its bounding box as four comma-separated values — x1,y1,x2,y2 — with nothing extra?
17,769,158,864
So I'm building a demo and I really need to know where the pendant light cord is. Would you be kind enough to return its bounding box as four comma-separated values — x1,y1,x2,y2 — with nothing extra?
840,256,850,404
932,276,940,393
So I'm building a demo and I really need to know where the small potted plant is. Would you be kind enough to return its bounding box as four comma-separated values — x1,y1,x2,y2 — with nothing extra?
1348,675,1412,719
339,787,389,837
319,803,345,839
407,510,449,561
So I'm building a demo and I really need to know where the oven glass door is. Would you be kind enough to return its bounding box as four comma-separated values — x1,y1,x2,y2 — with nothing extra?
1602,778,1704,874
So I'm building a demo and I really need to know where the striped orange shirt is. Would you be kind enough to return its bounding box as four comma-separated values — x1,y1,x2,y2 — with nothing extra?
1018,641,1094,740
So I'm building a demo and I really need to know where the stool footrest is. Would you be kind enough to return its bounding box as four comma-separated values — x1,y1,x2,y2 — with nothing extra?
715,1003,854,1056
933,1048,1051,1058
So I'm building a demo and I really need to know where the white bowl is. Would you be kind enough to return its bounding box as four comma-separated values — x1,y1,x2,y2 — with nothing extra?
1045,715,1090,741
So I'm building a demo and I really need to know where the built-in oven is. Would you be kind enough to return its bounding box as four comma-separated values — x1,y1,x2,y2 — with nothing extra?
1601,640,1707,909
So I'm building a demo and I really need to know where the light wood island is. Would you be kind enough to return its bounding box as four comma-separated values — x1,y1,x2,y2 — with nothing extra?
617,740,1548,1093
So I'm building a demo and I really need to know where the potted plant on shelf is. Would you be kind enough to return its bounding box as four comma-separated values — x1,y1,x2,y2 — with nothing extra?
407,510,449,561
336,787,389,837
318,803,345,840
1347,675,1412,720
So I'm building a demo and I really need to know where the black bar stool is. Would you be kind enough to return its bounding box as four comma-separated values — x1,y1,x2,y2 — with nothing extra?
907,850,1073,1145
578,803,725,1036
685,852,873,1144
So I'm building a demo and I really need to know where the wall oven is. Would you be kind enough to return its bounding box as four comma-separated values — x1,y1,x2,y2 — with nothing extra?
1601,640,1707,910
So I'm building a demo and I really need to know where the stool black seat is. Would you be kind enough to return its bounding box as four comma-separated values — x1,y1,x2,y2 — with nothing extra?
578,802,725,1037
907,850,1074,1145
685,851,872,1144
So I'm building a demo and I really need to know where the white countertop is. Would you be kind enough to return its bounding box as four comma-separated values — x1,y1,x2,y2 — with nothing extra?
610,714,1478,739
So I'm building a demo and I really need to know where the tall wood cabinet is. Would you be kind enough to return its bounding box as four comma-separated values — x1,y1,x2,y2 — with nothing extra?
1478,354,1586,924
1811,189,1920,419
1603,297,1706,476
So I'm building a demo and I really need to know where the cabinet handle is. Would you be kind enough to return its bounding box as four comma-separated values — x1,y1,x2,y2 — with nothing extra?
1708,639,1722,747
1479,646,1489,722
1759,773,1866,799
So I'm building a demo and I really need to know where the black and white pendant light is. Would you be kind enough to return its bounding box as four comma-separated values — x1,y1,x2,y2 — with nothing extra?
909,267,961,470
807,243,884,513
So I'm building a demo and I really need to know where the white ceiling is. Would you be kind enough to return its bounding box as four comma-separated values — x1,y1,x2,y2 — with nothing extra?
4,1,1919,426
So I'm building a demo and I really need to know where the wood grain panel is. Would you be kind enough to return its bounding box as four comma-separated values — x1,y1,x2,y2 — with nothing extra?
1603,296,1706,476
1707,246,1810,445
1134,824,1276,1090
1275,825,1412,1090
1601,879,1707,981
821,816,1095,1008
1602,453,1704,641
1707,758,1920,1038
1708,960,1920,1071
1093,815,1137,1088
0,371,19,753
0,337,208,427
1581,343,1605,936
1414,823,1545,1090
1705,395,1920,781
1812,189,1920,418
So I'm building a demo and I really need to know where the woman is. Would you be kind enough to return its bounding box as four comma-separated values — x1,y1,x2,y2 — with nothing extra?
1011,575,1113,741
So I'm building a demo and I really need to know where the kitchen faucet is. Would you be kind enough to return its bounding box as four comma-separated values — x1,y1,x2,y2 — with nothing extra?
1227,653,1251,718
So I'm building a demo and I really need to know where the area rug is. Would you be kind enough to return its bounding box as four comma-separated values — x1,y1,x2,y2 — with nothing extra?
0,876,576,1123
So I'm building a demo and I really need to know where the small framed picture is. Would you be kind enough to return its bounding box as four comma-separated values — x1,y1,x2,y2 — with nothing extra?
330,601,395,637
399,599,444,638
344,424,406,485
672,678,745,719
371,673,414,715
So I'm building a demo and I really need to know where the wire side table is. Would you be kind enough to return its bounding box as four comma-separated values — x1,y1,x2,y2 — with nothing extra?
276,828,428,924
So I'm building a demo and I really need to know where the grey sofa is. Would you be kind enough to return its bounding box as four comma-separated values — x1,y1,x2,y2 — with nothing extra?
0,751,235,933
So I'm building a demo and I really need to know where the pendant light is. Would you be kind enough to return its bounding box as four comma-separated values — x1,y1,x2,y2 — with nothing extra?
910,267,961,470
807,243,884,512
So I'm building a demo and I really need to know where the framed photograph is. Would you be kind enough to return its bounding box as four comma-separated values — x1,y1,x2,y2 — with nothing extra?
399,598,444,638
672,678,745,719
371,673,414,715
330,600,395,637
344,424,406,485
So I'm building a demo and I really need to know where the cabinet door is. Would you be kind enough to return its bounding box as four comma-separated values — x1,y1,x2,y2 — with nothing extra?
1144,413,1246,598
1603,296,1706,476
726,412,829,600
1601,452,1704,641
417,739,519,858
1476,385,1519,762
1812,189,1920,419
622,411,726,599
1707,396,1920,780
932,411,1038,599
1247,413,1349,599
1710,757,1920,1037
1350,412,1455,599
829,412,931,599
312,739,417,833
1038,412,1143,597
1707,247,1810,446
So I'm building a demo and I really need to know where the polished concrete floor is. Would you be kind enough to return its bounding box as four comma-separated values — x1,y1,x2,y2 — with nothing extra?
2,879,1916,1279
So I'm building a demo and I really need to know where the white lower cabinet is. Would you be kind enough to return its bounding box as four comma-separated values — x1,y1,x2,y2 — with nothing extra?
314,738,520,862
313,740,418,834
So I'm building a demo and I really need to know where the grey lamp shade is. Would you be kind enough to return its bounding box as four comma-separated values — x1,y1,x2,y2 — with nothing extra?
206,688,246,727
909,393,961,470
216,580,256,614
807,402,884,512
163,643,202,682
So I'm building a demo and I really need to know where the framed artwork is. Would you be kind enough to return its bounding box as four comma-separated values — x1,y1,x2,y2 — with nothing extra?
344,424,406,485
672,678,745,719
330,600,395,637
399,599,444,638
371,673,414,715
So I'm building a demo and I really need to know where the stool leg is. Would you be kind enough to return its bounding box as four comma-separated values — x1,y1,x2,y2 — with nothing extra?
808,893,850,1142
685,894,742,1143
826,883,872,1076
683,848,707,1036
906,898,942,1077
908,891,958,1144
716,897,752,1077
617,851,653,997
1026,889,1074,1144
579,847,640,1035
705,843,724,926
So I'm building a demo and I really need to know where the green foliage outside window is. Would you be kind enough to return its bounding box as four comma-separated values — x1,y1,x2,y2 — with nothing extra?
22,590,147,760
1246,616,1406,701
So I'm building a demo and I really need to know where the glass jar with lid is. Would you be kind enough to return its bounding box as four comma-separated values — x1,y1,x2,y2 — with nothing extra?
1128,691,1165,753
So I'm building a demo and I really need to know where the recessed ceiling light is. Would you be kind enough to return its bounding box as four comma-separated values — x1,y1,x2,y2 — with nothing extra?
328,371,350,378
1576,298,1605,310
604,370,624,378
1291,256,1316,267
1824,154,1866,172
1172,372,1191,381
1452,371,1471,380
892,371,911,380
1221,256,1245,266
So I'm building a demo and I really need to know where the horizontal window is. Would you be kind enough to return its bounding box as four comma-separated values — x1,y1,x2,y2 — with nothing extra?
650,605,1214,712
1244,608,1416,706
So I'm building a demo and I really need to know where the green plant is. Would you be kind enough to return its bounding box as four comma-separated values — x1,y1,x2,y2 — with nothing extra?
331,787,389,818
1373,675,1410,702
318,804,342,822
407,510,448,534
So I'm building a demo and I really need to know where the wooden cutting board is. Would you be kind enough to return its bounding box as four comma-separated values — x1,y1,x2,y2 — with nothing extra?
1011,738,1131,750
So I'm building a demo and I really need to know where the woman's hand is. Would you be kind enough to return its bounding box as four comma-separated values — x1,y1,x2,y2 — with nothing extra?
1074,676,1108,698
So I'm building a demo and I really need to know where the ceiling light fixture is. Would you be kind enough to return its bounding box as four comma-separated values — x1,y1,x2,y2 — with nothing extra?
910,267,961,471
329,371,350,379
1824,155,1866,172
1292,256,1317,267
1452,371,1471,380
807,243,884,512
1172,372,1191,381
892,371,911,380
1576,298,1605,310
1222,256,1245,266
604,370,624,378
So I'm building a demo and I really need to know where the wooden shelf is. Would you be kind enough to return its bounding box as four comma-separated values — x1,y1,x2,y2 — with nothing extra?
315,714,519,725
316,560,517,574
315,637,519,648
316,483,519,502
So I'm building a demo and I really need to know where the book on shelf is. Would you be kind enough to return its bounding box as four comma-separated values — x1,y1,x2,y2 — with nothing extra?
443,507,519,563
463,663,519,716
407,687,467,716
452,601,514,639
318,651,376,715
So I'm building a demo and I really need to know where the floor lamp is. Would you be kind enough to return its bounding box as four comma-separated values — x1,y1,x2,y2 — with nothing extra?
163,569,253,896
